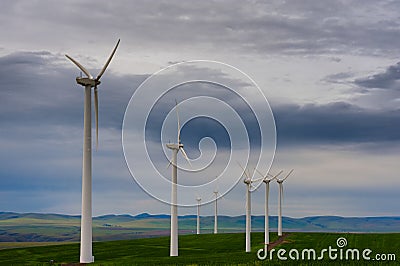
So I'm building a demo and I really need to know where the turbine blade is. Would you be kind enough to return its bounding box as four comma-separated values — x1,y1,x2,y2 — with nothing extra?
254,167,265,178
96,39,120,81
65,55,93,79
237,162,250,179
175,100,181,143
282,169,294,181
180,147,192,167
167,160,172,169
94,87,99,150
252,176,264,182
269,170,284,181
281,183,284,204
247,167,256,182
274,170,284,179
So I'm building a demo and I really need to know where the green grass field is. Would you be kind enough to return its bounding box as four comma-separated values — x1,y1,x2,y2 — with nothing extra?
0,232,398,265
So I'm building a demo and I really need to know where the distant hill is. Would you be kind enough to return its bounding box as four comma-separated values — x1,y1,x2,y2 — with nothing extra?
0,212,399,242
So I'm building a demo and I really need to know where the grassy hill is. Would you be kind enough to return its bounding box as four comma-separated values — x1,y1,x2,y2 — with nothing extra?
0,232,399,265
0,212,399,242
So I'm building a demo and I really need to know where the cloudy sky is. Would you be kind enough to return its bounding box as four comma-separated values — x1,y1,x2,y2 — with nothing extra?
0,0,399,218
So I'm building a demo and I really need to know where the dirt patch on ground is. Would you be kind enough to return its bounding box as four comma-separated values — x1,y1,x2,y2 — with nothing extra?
268,233,291,251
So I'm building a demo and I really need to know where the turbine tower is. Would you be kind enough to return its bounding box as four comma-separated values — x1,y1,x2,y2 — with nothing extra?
213,190,218,234
255,169,283,252
239,163,255,253
196,196,201,235
65,39,120,263
166,101,191,257
277,169,294,237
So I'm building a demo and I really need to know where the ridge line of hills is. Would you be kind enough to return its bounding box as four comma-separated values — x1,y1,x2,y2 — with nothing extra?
1,211,399,221
1,212,399,242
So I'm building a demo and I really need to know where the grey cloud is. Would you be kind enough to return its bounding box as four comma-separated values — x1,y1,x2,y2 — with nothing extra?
355,62,400,90
142,99,400,153
349,62,400,109
1,1,400,57
273,101,400,145
325,72,354,81
178,99,400,147
322,72,356,85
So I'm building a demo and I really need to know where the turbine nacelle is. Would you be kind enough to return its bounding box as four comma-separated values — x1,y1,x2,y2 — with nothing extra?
76,77,100,87
166,143,181,150
276,169,294,184
243,178,252,185
263,178,274,184
238,162,255,188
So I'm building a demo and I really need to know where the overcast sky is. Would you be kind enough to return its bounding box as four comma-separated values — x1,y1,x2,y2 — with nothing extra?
0,0,399,218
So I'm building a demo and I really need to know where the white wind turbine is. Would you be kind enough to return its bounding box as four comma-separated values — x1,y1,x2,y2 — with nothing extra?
255,169,283,252
65,39,120,263
196,196,201,235
213,190,218,234
238,163,255,253
166,101,191,257
277,169,294,237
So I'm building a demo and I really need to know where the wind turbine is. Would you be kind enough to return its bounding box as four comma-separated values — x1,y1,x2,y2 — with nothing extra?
255,169,283,252
65,39,120,263
213,190,218,234
196,196,201,235
238,163,255,253
166,101,191,257
276,169,294,237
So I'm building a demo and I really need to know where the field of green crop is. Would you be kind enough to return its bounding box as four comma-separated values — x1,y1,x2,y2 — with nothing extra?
0,232,398,265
